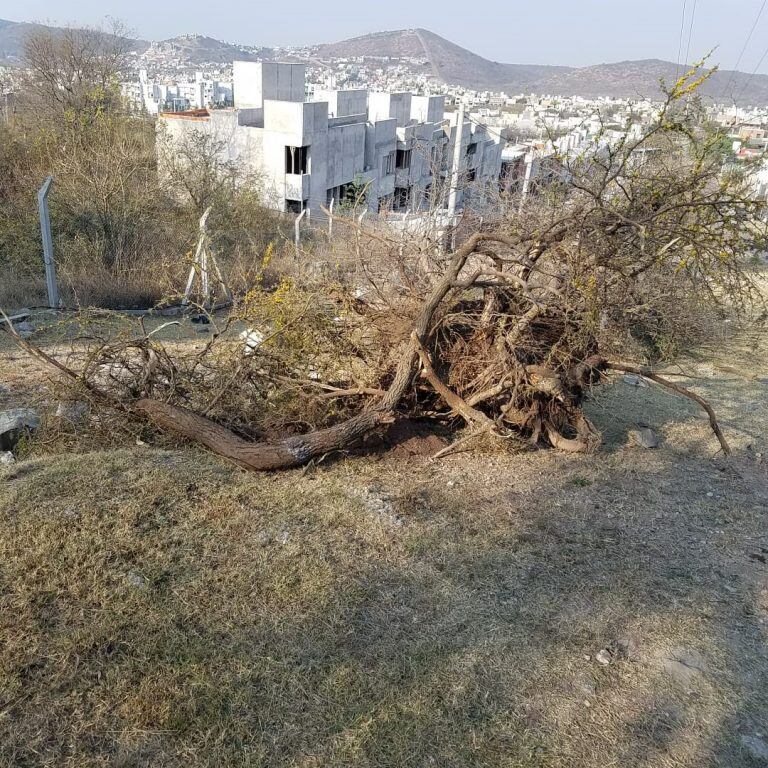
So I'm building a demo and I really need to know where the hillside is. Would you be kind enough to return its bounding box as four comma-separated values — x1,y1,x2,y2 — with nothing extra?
0,18,148,66
315,28,572,92
315,28,768,104
539,59,768,104
146,34,269,65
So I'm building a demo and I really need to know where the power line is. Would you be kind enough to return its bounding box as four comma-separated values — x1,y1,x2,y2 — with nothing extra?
721,0,767,99
734,41,768,104
684,0,699,68
676,0,688,76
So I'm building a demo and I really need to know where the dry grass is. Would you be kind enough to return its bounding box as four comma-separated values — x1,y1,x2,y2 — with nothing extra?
0,327,767,767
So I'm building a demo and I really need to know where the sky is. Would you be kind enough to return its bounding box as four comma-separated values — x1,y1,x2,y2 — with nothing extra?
2,0,768,74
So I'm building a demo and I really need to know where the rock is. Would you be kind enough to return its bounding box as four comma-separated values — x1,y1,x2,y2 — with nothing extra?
13,321,34,339
0,451,15,465
661,649,706,685
741,735,768,763
190,314,210,325
616,633,641,661
355,485,404,526
630,426,661,449
126,571,147,588
622,373,649,388
240,328,264,356
0,408,40,451
55,401,89,424
196,327,211,334
595,648,612,665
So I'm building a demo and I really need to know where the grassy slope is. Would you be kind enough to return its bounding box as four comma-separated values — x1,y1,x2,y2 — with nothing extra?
0,332,767,767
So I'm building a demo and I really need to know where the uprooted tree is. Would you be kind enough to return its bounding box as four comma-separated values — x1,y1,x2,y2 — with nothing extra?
7,68,767,469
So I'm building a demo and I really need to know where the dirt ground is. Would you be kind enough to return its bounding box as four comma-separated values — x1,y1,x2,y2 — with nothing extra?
0,320,766,767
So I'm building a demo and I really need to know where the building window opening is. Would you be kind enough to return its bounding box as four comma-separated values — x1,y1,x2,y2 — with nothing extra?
383,151,396,175
394,186,410,211
395,148,411,169
286,199,306,214
466,142,477,156
286,145,309,174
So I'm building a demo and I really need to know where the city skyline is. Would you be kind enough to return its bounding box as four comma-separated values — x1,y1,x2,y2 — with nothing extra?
2,0,768,75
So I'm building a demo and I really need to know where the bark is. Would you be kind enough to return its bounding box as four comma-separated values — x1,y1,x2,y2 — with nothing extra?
133,399,393,470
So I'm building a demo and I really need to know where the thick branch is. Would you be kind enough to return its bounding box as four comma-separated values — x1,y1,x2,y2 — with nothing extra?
607,362,731,455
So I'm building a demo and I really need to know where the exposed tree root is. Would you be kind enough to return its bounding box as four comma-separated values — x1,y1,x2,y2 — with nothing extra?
606,362,731,455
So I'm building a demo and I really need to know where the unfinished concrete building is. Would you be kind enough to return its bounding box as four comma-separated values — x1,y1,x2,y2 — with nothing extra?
158,61,503,217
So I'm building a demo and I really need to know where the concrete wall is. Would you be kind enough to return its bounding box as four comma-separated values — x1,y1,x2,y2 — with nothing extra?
411,95,445,124
369,92,413,127
316,89,367,118
234,62,305,109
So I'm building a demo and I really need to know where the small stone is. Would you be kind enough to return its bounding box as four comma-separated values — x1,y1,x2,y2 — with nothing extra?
55,401,89,424
662,649,706,685
14,321,34,339
622,373,649,388
0,408,40,451
0,451,15,464
616,634,641,661
240,328,264,356
741,735,768,762
595,649,612,665
630,426,660,449
706,491,714,498
196,327,211,334
126,571,147,588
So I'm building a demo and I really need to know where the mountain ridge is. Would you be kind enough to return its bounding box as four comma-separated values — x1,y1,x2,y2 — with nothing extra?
1,19,766,104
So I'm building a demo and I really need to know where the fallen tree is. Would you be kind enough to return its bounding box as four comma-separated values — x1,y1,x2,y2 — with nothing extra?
3,70,765,467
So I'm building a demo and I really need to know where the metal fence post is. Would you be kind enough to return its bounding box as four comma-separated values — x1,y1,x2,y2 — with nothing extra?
294,208,306,257
37,176,59,309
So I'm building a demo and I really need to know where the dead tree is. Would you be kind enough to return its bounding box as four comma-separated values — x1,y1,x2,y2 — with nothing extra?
5,69,764,468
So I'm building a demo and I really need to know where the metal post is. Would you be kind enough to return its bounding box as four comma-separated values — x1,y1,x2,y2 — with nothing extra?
294,208,306,257
520,150,534,212
182,206,212,307
447,102,465,221
37,176,58,309
328,197,334,239
399,209,410,258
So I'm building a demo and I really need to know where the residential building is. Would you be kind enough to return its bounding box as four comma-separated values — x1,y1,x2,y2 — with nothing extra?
157,61,503,217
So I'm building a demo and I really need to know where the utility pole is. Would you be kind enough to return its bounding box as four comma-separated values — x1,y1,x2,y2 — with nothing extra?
37,176,59,310
447,101,465,221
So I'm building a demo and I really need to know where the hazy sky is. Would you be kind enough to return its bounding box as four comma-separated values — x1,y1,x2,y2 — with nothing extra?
2,0,768,74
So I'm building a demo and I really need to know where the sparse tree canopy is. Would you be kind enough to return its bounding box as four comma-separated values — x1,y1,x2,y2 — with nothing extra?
22,20,132,116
